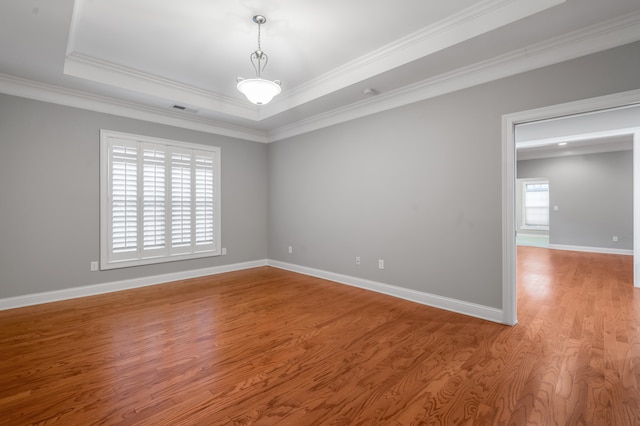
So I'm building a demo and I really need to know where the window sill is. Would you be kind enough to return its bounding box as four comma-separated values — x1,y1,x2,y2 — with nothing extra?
520,225,549,231
101,249,221,270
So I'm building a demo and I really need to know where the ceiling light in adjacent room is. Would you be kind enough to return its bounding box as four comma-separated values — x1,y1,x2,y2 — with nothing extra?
236,15,281,106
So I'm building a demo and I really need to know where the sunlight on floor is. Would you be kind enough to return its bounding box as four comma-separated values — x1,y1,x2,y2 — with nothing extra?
516,234,549,248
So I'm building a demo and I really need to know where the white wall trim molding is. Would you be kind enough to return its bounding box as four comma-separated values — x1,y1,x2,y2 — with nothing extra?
0,259,268,311
64,53,259,121
517,234,549,238
502,88,640,327
2,13,638,145
0,73,268,143
63,0,563,123
262,0,565,119
0,258,505,324
634,131,640,286
267,260,504,324
507,90,640,129
547,244,633,256
268,11,640,142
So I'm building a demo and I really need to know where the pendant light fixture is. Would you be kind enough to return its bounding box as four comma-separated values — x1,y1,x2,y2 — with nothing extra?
236,15,281,105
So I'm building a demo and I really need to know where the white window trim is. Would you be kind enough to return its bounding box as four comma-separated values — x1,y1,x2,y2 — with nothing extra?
100,130,221,270
520,225,550,230
521,179,549,231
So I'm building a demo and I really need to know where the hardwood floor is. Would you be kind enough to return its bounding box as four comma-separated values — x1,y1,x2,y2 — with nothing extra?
0,247,637,425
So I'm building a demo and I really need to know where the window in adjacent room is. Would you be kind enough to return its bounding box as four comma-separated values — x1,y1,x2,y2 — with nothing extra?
100,130,221,269
522,180,550,230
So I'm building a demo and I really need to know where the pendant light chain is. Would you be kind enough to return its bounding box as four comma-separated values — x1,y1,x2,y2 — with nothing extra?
257,20,262,52
253,16,266,78
236,15,281,105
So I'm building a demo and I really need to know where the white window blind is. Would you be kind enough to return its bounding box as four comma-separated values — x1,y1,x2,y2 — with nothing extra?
101,130,221,269
143,145,166,254
171,149,192,252
111,140,138,257
195,153,215,246
523,181,549,228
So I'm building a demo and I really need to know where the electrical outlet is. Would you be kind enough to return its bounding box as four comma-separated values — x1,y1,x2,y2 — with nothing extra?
90,261,99,272
613,236,618,242
288,246,293,254
356,256,361,265
378,259,384,270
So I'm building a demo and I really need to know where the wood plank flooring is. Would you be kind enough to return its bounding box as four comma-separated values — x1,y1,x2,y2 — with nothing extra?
0,247,637,425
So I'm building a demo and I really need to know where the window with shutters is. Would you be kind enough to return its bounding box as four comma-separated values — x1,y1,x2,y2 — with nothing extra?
100,130,221,269
522,180,549,230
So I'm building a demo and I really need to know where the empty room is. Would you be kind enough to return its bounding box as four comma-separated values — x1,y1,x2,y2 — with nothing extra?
1,0,640,424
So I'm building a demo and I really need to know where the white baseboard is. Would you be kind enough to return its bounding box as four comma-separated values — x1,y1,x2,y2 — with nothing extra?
267,260,504,324
1,258,506,325
548,244,633,255
0,259,268,311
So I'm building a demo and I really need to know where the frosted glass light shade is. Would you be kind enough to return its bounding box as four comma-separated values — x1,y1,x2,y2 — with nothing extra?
236,78,281,105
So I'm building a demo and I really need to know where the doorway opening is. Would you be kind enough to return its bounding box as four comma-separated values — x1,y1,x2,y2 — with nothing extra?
501,89,640,325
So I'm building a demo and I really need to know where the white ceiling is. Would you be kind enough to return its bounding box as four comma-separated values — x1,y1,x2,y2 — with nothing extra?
517,135,633,160
2,0,640,142
516,104,640,159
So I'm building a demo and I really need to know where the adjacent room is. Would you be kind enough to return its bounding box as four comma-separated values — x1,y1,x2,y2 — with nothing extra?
515,106,638,255
1,0,640,424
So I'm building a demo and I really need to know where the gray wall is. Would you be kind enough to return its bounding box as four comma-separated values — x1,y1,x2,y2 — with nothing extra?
2,42,640,307
517,151,633,249
0,94,268,299
268,42,640,309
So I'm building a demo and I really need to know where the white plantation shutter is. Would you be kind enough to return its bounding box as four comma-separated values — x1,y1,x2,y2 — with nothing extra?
101,130,220,269
195,152,215,248
170,149,192,252
110,139,138,260
142,144,166,255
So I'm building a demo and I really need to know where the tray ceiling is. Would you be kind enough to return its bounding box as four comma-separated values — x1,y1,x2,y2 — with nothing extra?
1,0,640,142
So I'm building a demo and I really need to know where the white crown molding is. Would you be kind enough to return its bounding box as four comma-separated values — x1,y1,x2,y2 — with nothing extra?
63,0,563,123
516,126,640,162
0,73,269,143
65,0,84,56
0,259,268,311
262,0,565,119
268,260,504,324
516,127,640,149
505,90,640,127
1,11,638,144
64,52,259,121
267,10,640,142
517,142,633,161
